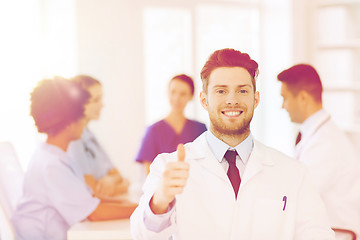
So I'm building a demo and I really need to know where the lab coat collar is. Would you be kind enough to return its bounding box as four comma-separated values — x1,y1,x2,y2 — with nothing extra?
298,109,331,146
240,140,275,189
188,132,275,185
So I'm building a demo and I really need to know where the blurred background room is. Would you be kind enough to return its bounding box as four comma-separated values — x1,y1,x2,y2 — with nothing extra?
0,0,359,237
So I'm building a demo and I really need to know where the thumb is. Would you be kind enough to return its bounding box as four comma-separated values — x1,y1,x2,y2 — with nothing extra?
177,144,185,162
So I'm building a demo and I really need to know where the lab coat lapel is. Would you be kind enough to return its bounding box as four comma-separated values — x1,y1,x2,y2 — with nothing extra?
190,134,229,183
295,111,331,159
188,136,276,188
240,140,274,189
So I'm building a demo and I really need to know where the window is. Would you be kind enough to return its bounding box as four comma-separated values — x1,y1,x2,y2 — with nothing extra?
312,1,360,131
143,2,260,126
0,0,77,169
143,0,293,155
143,7,192,124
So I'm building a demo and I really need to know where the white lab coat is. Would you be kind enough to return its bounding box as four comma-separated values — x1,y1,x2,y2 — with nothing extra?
131,133,334,240
295,112,360,239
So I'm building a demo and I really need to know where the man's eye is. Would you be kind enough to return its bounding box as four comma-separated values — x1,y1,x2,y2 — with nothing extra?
240,89,248,94
216,90,225,94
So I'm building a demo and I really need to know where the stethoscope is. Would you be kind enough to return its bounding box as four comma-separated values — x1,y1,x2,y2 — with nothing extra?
83,139,97,159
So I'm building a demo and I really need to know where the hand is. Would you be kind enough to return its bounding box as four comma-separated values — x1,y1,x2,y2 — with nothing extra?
84,175,97,193
115,178,130,194
95,175,117,197
150,144,190,214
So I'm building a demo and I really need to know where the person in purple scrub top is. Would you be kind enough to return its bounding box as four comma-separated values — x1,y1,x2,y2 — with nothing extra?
135,74,207,175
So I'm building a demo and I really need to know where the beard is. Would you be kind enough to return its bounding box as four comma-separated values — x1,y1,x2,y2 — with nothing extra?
208,107,254,138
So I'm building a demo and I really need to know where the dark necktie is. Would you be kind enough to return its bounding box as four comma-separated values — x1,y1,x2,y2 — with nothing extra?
224,150,241,198
295,132,302,146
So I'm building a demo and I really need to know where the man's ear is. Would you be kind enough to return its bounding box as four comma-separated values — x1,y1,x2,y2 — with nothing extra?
200,91,208,111
254,91,260,109
298,90,309,104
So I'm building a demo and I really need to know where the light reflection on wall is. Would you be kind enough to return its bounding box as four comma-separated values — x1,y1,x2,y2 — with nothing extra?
0,0,77,170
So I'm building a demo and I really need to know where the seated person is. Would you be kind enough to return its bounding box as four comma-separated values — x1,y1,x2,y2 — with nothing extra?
135,74,207,175
67,75,129,198
12,77,137,240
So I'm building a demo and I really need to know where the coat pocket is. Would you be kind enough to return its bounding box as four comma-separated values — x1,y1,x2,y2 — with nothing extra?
251,198,286,240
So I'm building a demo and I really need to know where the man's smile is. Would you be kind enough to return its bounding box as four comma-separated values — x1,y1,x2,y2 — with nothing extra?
221,110,243,117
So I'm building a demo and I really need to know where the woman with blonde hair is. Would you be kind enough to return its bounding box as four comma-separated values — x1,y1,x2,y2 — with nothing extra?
67,75,129,198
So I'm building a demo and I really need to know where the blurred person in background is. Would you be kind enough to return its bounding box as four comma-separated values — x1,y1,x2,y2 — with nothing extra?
278,64,360,239
12,77,137,240
67,75,130,198
135,74,207,176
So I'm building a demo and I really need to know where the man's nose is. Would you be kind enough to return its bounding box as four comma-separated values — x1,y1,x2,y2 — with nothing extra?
225,92,239,105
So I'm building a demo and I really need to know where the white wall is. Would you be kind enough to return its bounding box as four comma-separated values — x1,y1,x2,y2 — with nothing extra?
76,0,145,185
255,0,294,155
0,0,79,170
74,0,297,188
0,0,295,185
75,0,296,189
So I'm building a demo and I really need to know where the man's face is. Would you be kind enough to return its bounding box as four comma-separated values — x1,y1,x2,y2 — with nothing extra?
200,67,259,137
280,82,304,123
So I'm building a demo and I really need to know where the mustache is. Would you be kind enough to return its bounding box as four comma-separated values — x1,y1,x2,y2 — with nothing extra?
220,106,246,111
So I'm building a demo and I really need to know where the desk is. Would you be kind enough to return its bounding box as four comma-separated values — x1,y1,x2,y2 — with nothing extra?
67,219,132,240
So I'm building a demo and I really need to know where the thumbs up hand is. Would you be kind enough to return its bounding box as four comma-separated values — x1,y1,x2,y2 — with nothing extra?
177,143,185,162
150,144,190,214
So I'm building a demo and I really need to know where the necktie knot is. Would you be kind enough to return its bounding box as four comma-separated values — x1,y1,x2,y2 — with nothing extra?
224,150,237,164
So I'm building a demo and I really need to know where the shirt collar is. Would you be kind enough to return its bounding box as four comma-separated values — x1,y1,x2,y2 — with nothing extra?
300,109,330,139
42,142,66,156
206,130,254,165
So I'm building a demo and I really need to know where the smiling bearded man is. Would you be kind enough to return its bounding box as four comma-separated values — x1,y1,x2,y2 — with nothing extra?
202,66,258,141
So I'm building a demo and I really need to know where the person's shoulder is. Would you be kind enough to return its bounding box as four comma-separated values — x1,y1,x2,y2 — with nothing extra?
187,119,207,129
28,143,66,171
155,132,207,162
254,140,305,170
187,119,205,125
311,119,355,149
308,120,359,163
141,120,166,138
147,119,166,130
314,118,340,136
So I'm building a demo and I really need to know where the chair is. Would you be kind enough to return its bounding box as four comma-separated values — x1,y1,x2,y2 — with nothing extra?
332,228,357,240
0,142,24,240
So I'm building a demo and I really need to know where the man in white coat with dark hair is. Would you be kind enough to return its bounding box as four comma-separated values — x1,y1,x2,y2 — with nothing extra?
278,64,360,240
130,48,335,240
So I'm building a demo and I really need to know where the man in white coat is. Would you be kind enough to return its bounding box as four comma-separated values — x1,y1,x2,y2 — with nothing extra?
278,64,360,239
131,49,335,240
